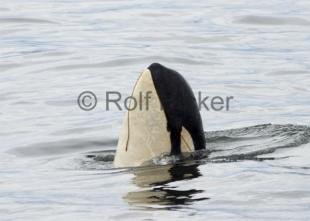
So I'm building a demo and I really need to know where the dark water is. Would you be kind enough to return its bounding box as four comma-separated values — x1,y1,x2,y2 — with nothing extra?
1,0,310,220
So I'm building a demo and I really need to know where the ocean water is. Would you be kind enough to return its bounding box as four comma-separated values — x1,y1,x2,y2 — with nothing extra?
1,0,310,220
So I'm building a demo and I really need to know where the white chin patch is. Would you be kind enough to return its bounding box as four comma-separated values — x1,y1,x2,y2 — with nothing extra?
114,69,194,168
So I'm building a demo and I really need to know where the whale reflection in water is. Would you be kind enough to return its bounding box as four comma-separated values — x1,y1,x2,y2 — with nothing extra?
124,163,209,207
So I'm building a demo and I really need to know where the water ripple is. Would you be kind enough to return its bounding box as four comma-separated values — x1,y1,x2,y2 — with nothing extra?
236,15,310,26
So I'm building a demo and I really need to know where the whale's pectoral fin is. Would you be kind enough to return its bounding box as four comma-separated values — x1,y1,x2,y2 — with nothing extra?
183,120,206,151
167,119,182,155
169,127,181,155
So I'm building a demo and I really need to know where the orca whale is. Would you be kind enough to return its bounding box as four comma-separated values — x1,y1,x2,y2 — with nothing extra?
114,63,206,167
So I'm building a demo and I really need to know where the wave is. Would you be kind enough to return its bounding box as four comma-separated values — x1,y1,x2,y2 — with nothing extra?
80,124,310,168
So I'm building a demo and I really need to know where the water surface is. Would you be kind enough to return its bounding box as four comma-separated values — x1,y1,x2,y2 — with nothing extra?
1,0,310,220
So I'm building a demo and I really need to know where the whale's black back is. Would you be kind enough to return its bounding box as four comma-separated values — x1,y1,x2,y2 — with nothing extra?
148,63,206,155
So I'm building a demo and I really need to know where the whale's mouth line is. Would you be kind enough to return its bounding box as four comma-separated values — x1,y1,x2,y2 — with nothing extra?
125,70,146,152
